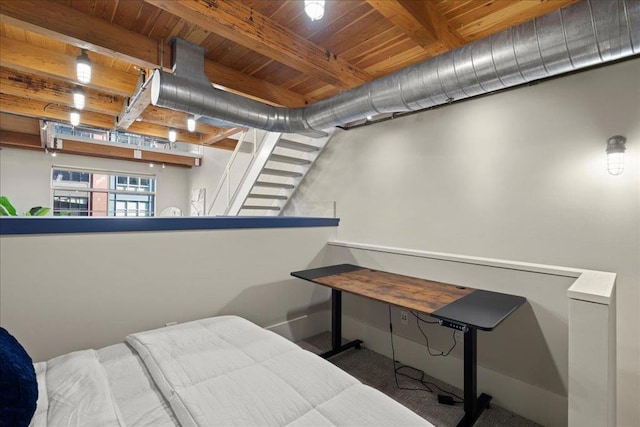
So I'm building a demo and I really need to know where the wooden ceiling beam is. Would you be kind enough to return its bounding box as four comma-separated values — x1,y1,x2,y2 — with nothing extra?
56,139,197,168
0,36,138,97
0,2,310,107
0,0,163,69
0,93,116,130
203,61,310,107
366,0,465,52
201,127,244,146
0,67,124,116
208,138,239,151
145,0,372,89
0,93,202,145
123,122,202,145
0,130,42,151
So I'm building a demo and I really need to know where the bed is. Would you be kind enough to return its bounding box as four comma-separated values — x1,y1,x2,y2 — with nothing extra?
1,315,432,426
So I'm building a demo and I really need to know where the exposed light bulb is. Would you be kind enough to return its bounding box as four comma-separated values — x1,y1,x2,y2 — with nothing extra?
75,49,92,84
607,152,624,175
73,87,85,110
168,128,177,143
606,135,627,176
70,109,80,126
51,151,57,157
366,115,373,121
187,114,196,132
304,0,325,21
149,163,154,168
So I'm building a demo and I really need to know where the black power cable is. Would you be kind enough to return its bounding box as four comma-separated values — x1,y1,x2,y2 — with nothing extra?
387,305,464,403
410,311,458,357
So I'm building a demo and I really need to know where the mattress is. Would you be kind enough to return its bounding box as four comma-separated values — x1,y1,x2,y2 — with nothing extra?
30,316,432,426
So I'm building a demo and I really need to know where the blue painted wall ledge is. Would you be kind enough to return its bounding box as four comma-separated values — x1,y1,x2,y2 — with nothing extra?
0,216,340,235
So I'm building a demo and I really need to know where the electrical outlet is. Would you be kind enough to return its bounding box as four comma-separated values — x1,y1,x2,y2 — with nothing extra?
400,311,409,325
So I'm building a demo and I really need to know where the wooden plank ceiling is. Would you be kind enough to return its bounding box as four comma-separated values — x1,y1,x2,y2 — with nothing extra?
0,0,579,157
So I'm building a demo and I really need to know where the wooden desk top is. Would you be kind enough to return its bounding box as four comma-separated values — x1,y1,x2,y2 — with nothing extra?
291,264,526,331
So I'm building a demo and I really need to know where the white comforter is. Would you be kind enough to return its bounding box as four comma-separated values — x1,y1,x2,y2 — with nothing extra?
126,316,430,426
31,316,431,426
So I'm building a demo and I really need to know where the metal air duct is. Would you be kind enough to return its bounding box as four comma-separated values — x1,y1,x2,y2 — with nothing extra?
151,0,640,134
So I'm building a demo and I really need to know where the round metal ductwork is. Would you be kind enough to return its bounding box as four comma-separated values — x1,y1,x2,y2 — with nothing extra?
151,0,640,133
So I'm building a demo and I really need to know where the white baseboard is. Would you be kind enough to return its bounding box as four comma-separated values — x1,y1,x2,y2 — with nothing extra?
342,315,567,427
266,310,330,342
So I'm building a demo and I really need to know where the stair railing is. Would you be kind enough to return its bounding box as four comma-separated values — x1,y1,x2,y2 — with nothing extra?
207,128,263,215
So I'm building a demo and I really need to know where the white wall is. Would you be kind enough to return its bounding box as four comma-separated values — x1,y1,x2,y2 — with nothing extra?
188,144,232,215
289,59,640,426
0,226,336,362
0,148,190,215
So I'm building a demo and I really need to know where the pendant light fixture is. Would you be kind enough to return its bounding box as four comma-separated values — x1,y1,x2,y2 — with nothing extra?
73,87,85,110
168,128,177,143
75,49,92,84
304,0,325,21
187,114,196,132
69,109,80,127
606,135,627,175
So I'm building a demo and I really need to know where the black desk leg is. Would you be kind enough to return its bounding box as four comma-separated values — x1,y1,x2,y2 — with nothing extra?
457,327,492,427
320,289,363,359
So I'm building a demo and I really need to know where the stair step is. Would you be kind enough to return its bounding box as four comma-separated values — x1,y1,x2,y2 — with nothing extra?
277,139,320,152
254,181,295,189
268,154,311,165
242,205,281,211
262,168,302,178
248,194,288,200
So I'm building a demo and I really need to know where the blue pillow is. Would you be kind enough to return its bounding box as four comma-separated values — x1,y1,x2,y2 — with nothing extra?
0,327,38,427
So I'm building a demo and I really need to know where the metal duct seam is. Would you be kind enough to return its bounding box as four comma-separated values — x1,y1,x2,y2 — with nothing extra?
150,0,640,134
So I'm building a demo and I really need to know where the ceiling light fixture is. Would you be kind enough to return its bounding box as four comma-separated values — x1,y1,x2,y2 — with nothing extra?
187,114,196,132
75,49,92,84
69,109,80,127
168,128,177,143
606,135,626,176
304,0,325,21
73,87,85,110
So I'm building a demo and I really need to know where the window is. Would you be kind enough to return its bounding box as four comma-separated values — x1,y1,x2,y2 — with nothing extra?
52,168,155,217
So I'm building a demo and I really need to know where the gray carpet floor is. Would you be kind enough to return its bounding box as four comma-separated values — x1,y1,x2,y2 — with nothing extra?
298,332,540,427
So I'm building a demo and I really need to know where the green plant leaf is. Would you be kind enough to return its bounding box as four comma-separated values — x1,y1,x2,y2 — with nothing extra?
0,196,18,216
28,207,51,216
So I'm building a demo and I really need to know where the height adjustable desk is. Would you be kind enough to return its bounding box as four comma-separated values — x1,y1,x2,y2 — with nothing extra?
291,264,526,427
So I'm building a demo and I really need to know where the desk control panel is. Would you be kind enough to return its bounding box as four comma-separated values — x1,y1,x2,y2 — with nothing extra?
438,319,469,333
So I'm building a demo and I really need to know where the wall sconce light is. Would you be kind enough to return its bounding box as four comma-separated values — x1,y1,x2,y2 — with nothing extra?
187,114,196,132
75,49,92,84
73,87,85,110
168,128,177,143
606,135,626,175
304,0,325,21
69,109,80,127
